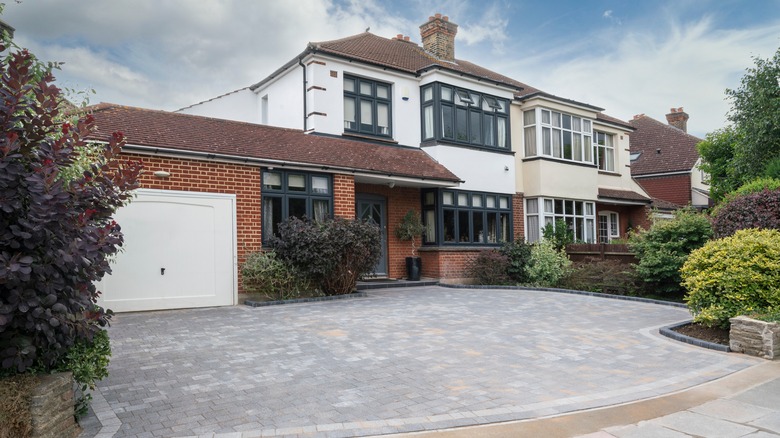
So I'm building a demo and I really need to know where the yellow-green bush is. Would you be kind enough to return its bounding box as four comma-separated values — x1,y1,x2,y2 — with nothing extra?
681,228,780,328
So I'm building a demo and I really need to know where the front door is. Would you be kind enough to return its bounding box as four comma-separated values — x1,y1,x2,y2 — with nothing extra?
357,195,387,277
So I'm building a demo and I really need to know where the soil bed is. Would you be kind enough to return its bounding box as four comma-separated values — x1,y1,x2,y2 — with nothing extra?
672,322,730,346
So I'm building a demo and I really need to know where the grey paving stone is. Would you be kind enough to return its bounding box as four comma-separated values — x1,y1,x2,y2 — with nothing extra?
79,287,758,437
749,412,780,435
654,411,758,437
690,399,775,424
606,422,690,438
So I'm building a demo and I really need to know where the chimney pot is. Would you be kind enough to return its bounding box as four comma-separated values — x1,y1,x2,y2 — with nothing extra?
420,13,459,61
443,16,449,21
435,13,442,18
404,36,410,41
665,106,690,133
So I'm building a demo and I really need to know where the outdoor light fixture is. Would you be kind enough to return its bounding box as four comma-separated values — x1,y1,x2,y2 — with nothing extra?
153,170,171,178
388,182,395,188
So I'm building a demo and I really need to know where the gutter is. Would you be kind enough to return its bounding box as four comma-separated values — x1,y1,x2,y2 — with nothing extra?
299,56,307,131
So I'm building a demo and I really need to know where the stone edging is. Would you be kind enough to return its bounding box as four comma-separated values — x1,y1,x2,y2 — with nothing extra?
244,292,367,307
659,321,731,352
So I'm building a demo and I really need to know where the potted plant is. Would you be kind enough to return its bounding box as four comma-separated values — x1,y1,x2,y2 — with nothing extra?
395,209,426,281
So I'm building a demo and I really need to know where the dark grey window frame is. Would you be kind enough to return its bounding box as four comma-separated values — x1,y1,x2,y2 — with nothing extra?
261,169,333,244
421,188,512,246
343,74,392,139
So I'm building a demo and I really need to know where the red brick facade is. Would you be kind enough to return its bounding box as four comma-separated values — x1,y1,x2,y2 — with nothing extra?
635,174,692,207
513,193,524,241
595,203,651,240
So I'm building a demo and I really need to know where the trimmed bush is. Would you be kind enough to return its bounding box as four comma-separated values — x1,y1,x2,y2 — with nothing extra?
241,251,311,301
629,208,712,295
560,258,641,296
468,250,512,285
682,228,780,329
271,217,380,295
525,240,572,287
712,188,780,238
500,240,533,284
732,177,780,197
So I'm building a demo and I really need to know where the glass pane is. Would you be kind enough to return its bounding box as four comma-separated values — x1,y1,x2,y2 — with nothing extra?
455,90,472,106
359,81,372,95
313,199,329,221
573,117,581,132
606,146,615,171
584,136,592,162
527,215,539,243
541,110,551,124
288,174,305,191
565,200,574,215
497,118,507,148
424,210,436,243
586,218,594,243
583,119,591,133
524,110,536,126
423,86,433,102
500,212,510,243
562,114,571,130
542,127,551,155
424,191,435,206
576,217,584,241
312,176,329,194
552,129,562,157
563,131,572,160
443,210,455,242
458,193,468,206
486,196,496,208
343,97,356,130
472,194,482,207
610,213,619,236
263,171,282,190
484,114,495,146
575,201,583,216
544,199,553,213
443,191,454,205
526,198,538,214
472,212,484,243
470,111,481,143
554,199,564,214
499,196,509,209
377,103,389,135
573,134,582,161
289,198,306,218
376,84,389,99
456,108,468,141
458,210,469,242
360,100,373,130
552,112,561,128
441,86,452,101
524,126,536,156
586,202,594,216
344,77,355,93
487,214,497,243
423,105,434,139
263,197,282,239
442,105,454,139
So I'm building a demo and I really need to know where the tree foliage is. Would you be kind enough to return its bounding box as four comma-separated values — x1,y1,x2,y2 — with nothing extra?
0,42,141,373
699,47,780,201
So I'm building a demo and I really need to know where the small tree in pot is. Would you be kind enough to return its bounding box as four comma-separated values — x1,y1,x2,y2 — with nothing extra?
395,209,426,280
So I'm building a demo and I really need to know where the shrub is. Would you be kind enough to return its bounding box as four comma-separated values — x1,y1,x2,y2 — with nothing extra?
682,228,780,329
559,258,641,295
468,250,511,285
732,177,780,197
629,208,712,295
500,240,533,284
712,188,780,238
241,251,310,300
52,329,111,418
271,217,381,295
524,240,572,287
542,218,574,251
0,42,141,375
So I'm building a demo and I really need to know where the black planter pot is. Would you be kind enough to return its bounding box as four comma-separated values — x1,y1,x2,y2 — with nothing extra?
405,256,422,281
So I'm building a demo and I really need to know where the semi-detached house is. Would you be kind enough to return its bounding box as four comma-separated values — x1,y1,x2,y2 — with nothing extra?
91,13,652,313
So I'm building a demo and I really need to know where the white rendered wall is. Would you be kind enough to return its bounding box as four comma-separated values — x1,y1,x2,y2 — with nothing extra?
424,145,515,194
177,88,259,124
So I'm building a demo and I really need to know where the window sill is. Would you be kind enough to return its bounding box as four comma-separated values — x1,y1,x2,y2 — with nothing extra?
420,139,514,155
342,132,398,144
598,170,621,176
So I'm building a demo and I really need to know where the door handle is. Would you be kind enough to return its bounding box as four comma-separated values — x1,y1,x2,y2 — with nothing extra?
161,268,166,275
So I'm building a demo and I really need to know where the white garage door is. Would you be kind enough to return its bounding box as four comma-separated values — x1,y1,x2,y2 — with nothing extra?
98,189,236,312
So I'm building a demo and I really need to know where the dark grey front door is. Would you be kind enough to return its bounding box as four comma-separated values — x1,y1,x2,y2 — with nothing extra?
357,195,387,277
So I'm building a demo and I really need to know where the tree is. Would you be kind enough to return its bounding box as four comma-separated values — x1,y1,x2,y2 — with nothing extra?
699,47,780,201
0,41,142,373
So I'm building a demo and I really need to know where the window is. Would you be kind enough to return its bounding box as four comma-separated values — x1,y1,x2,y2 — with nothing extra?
421,83,510,150
524,108,593,164
594,131,615,171
344,75,392,138
422,189,511,245
262,169,332,243
598,211,620,243
525,197,596,243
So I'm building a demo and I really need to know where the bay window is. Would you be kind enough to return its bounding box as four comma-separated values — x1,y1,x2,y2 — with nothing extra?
525,197,596,243
422,189,511,245
262,170,332,243
523,108,593,164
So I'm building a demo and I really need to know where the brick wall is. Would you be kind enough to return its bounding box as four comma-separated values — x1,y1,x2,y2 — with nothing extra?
419,248,483,281
596,203,650,240
355,183,421,279
635,174,692,206
334,174,356,218
29,372,78,438
513,192,524,242
122,153,261,292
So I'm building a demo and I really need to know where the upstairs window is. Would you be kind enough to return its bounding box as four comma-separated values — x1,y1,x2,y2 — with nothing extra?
524,108,593,165
421,82,510,150
344,75,392,138
594,131,615,172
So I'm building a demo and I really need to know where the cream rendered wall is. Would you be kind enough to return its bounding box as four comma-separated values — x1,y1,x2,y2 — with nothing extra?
595,122,648,197
522,159,598,200
177,88,259,124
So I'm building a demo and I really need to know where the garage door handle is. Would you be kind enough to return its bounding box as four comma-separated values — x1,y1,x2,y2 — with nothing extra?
161,268,166,275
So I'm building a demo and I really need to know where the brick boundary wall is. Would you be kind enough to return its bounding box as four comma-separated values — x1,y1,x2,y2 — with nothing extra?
29,372,78,438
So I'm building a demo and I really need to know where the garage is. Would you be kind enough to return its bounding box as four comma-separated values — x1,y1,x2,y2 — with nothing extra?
97,189,237,312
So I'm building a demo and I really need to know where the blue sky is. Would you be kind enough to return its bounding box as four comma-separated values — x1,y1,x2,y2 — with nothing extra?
2,0,779,137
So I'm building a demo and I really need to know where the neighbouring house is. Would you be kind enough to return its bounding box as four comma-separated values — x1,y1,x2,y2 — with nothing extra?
91,13,653,312
629,108,712,210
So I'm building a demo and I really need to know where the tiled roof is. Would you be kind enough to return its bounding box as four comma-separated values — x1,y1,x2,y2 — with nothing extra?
596,113,634,130
629,115,702,176
651,197,684,211
598,188,651,203
86,103,461,183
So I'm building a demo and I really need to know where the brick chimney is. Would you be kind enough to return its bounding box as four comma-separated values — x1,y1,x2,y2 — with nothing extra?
666,107,689,132
419,13,458,62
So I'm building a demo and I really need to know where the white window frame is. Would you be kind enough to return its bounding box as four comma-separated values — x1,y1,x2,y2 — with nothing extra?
594,131,615,172
598,211,620,243
525,197,596,243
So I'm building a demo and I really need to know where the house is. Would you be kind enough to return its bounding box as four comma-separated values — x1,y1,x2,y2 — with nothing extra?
629,108,711,209
92,13,652,312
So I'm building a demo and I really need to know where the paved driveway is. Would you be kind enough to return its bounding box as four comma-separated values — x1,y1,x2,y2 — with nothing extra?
80,286,758,438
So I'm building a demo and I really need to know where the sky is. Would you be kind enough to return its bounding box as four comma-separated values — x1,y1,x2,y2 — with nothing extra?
2,0,779,138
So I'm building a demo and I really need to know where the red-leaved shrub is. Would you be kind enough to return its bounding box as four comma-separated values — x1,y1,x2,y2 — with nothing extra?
712,189,780,238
